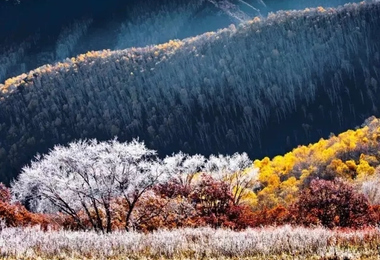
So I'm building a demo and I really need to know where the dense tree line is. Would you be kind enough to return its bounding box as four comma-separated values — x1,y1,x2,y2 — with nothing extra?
0,2,379,183
7,124,380,232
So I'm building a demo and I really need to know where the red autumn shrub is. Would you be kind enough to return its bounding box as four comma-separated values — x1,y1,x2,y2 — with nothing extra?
0,200,53,229
132,192,197,232
292,178,375,228
0,183,54,229
251,205,292,226
0,183,10,203
227,204,257,230
370,205,380,224
156,174,256,230
189,174,254,229
155,178,191,199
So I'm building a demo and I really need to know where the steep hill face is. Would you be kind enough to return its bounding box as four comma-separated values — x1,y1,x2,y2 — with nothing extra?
0,0,243,82
0,1,380,183
0,0,358,82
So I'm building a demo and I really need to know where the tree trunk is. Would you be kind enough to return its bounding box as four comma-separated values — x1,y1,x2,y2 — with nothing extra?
125,200,137,231
92,198,104,234
82,201,98,232
102,197,112,233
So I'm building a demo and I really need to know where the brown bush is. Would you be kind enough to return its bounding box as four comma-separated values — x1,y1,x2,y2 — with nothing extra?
0,183,10,203
0,201,53,229
0,182,54,229
251,205,292,226
292,179,376,228
189,174,253,229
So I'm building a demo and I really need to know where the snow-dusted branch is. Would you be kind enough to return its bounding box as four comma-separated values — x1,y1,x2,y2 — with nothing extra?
11,139,169,232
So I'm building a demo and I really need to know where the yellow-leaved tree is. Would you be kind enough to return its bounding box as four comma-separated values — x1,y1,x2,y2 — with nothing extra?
251,117,380,209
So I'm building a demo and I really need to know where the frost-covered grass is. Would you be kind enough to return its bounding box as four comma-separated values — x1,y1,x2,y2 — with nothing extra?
1,225,379,259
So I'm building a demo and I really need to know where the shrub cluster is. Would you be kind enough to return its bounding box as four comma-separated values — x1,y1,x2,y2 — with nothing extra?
5,176,378,231
6,163,379,232
0,184,53,229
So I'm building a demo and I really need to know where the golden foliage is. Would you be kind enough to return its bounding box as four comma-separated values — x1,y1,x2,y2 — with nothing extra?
251,117,380,209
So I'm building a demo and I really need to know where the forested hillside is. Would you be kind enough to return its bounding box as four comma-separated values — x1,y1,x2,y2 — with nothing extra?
0,1,379,183
0,0,255,82
0,0,359,82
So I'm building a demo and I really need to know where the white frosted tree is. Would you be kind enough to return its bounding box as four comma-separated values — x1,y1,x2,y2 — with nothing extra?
11,139,168,233
163,152,206,190
361,167,380,206
205,153,257,205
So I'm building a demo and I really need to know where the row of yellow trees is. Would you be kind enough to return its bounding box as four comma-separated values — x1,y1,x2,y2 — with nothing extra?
247,116,380,209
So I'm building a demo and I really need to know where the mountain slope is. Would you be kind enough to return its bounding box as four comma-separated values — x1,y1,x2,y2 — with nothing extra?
0,0,245,82
0,1,379,183
0,0,361,82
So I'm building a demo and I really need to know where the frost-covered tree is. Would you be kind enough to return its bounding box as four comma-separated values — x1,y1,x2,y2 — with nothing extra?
160,152,256,205
361,166,380,205
163,152,206,189
205,153,257,205
11,139,169,232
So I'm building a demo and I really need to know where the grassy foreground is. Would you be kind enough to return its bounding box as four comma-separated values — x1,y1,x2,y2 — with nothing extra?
1,225,380,259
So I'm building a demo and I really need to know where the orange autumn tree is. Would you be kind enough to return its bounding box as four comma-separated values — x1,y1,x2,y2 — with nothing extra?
0,183,52,228
250,205,291,227
0,183,10,203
